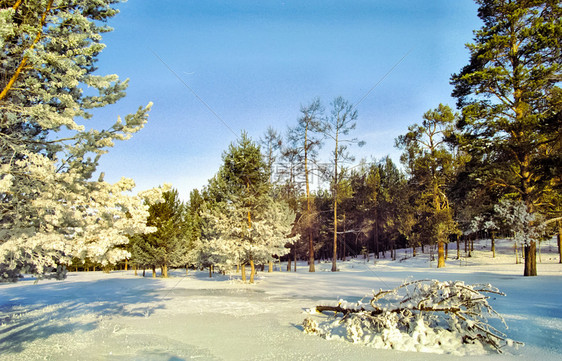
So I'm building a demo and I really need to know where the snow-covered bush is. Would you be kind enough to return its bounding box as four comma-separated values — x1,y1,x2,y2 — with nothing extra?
303,280,522,355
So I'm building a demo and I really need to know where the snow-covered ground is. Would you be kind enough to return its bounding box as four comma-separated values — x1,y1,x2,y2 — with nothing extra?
1,238,561,360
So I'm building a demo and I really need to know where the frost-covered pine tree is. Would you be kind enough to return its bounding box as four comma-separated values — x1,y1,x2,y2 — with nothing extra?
0,0,159,281
198,133,298,282
494,199,545,275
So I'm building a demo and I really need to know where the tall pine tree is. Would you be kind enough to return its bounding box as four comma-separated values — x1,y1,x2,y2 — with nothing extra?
451,0,561,276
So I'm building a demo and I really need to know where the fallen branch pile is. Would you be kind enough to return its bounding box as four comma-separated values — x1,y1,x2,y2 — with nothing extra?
303,280,522,354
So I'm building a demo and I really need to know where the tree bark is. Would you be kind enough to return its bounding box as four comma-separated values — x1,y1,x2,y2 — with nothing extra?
491,232,496,258
250,259,256,283
161,264,168,278
241,264,246,282
524,241,537,276
294,246,297,272
269,260,273,273
437,241,445,268
152,265,156,278
558,221,561,264
558,221,562,263
287,257,292,272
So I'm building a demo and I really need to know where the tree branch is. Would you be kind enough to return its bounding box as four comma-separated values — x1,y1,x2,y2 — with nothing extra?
0,0,55,101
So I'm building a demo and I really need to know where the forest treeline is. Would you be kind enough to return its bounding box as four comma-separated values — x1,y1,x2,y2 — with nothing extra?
1,0,560,281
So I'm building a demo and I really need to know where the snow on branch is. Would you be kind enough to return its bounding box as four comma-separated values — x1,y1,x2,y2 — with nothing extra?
303,280,522,355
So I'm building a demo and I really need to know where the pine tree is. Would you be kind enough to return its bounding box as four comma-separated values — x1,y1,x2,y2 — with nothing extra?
0,1,157,281
396,104,462,268
131,189,192,278
322,97,364,271
199,133,297,282
451,0,561,276
286,99,325,272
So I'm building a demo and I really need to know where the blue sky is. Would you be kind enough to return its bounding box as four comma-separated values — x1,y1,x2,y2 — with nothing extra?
91,0,481,200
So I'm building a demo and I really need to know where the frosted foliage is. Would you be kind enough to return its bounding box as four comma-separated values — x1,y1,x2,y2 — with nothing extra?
304,280,521,355
198,200,298,271
0,1,156,281
494,200,545,245
0,150,167,280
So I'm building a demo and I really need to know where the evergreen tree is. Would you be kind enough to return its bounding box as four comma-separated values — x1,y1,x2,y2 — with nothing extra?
322,97,364,271
396,104,462,268
199,132,297,282
451,0,561,276
131,188,192,278
286,99,325,272
0,0,157,281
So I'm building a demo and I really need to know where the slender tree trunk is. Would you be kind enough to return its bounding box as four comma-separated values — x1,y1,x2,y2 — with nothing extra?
241,264,246,282
558,221,562,263
445,242,448,259
124,258,128,271
524,241,537,276
491,231,496,258
437,241,445,268
305,124,315,272
558,221,562,264
374,210,379,261
142,268,145,277
209,265,213,278
293,246,297,272
161,264,168,278
287,257,292,272
269,260,273,273
250,259,256,284
514,242,520,264
152,265,156,278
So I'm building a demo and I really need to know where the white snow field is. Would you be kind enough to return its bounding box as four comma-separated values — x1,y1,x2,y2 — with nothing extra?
1,238,561,361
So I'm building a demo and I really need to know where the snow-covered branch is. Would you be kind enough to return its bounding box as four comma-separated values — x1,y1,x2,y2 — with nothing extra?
303,280,522,355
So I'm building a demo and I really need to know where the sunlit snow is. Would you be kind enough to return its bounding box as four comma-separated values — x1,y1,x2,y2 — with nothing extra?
1,238,561,360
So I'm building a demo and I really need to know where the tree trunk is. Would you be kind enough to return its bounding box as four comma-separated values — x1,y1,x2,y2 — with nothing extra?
491,231,496,258
558,221,561,264
558,221,562,263
268,261,273,273
161,264,168,278
524,241,537,276
332,193,338,272
413,246,416,257
437,241,445,268
250,259,256,284
514,242,520,264
124,258,128,271
241,264,246,282
209,266,213,278
373,210,379,262
287,257,292,272
293,246,297,272
134,266,138,276
445,242,448,259
142,268,145,277
152,265,156,278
